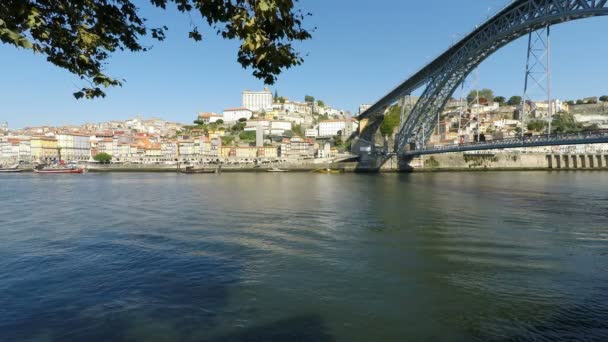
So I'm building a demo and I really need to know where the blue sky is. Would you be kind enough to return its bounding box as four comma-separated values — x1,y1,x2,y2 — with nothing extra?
1,0,607,129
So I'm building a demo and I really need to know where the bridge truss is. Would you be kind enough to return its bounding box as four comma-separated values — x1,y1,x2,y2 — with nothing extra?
358,0,608,154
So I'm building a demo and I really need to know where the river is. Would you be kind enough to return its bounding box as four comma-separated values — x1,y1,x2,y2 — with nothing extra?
1,172,607,341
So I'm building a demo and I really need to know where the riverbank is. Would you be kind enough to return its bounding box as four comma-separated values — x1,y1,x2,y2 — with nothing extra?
376,152,608,172
86,162,360,173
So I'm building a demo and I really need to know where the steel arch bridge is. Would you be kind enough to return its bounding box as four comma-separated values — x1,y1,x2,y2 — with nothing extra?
358,0,608,154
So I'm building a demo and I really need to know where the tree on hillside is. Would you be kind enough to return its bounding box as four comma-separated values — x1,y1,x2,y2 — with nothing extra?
467,89,494,103
93,152,112,163
0,0,312,99
316,100,325,107
576,99,584,105
552,112,582,133
494,96,506,105
380,105,401,138
292,124,304,136
273,90,279,101
527,120,547,132
566,100,575,106
507,96,522,106
599,95,608,102
239,131,256,141
304,95,315,103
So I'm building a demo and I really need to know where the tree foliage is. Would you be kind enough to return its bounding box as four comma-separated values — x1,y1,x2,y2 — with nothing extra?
599,95,608,102
230,121,246,134
239,130,256,141
551,112,583,134
527,119,547,132
507,96,522,106
316,99,325,107
380,105,401,137
304,95,314,103
467,89,494,103
93,152,112,163
0,0,312,99
292,123,303,136
494,96,506,104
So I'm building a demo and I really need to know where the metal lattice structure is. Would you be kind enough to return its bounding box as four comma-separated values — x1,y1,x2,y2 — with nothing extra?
358,0,608,153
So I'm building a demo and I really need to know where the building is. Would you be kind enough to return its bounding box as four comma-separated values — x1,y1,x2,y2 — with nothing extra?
530,100,569,117
223,108,253,123
0,138,20,160
280,136,315,158
270,121,292,136
305,128,318,138
242,89,273,112
274,101,312,115
197,112,222,124
359,104,372,115
19,139,31,161
257,146,278,159
30,136,59,161
56,133,91,161
318,120,348,137
245,119,271,132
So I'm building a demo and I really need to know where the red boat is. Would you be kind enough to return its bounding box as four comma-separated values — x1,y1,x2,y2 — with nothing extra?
33,166,84,174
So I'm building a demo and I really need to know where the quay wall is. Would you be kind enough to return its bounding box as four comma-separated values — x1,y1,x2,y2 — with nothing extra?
374,153,608,172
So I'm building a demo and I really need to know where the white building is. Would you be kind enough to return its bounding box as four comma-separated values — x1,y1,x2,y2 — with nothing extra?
242,89,273,112
197,112,222,124
274,101,312,114
56,133,91,161
245,119,271,132
530,100,569,117
305,128,318,138
222,108,253,123
359,104,372,115
270,121,292,136
318,120,355,137
470,102,500,115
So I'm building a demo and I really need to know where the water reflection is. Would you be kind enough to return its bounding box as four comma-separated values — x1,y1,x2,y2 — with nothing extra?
0,172,607,341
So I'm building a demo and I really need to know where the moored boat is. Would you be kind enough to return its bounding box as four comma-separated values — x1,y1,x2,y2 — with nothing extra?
33,165,84,174
179,166,216,174
267,167,290,172
0,163,23,173
0,168,23,173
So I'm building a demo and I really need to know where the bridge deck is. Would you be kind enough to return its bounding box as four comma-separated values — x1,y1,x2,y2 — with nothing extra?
399,132,608,157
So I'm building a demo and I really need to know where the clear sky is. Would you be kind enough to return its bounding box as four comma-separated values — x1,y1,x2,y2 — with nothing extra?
1,0,607,129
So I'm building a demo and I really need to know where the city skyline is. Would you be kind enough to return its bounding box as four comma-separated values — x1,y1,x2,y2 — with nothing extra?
1,0,608,129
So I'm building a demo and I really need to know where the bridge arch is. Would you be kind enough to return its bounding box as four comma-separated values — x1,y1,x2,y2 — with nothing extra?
357,0,608,153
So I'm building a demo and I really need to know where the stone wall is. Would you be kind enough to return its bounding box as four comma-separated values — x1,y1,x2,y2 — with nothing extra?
405,152,608,171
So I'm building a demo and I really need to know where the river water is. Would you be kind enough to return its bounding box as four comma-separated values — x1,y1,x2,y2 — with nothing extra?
1,172,607,341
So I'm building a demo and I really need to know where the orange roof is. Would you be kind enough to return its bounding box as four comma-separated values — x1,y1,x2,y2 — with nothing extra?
198,112,220,118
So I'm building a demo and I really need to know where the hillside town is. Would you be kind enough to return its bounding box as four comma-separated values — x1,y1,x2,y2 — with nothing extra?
2,89,608,166
361,91,608,154
0,89,357,165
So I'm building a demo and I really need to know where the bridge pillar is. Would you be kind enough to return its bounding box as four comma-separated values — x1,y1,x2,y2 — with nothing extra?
572,155,578,169
580,155,586,168
547,155,554,169
596,155,603,168
563,155,570,169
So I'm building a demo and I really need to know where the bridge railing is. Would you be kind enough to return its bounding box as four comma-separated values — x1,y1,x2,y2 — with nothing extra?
401,131,608,156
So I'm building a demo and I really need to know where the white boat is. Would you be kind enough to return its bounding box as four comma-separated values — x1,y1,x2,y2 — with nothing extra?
0,164,23,173
267,167,290,172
